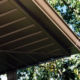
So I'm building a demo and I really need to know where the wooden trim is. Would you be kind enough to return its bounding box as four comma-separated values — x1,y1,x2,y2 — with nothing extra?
32,0,80,51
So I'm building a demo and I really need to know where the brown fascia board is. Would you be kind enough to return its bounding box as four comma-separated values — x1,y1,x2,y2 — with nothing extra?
32,0,80,51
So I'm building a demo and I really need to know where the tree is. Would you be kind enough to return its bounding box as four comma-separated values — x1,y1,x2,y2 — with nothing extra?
17,54,80,80
47,0,80,36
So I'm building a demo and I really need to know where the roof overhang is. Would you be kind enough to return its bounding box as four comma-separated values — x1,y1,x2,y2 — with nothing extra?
0,0,79,74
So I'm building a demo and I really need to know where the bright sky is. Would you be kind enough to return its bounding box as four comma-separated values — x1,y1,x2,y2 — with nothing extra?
0,75,7,80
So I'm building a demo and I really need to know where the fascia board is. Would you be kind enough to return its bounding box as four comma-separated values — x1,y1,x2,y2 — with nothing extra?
32,0,80,51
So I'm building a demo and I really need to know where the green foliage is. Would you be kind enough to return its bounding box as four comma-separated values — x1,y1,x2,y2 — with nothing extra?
47,0,80,36
17,54,80,80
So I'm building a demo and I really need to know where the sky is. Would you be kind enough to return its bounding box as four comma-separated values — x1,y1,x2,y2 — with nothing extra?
0,75,7,80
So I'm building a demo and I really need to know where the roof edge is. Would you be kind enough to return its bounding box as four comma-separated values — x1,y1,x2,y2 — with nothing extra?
32,0,80,51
